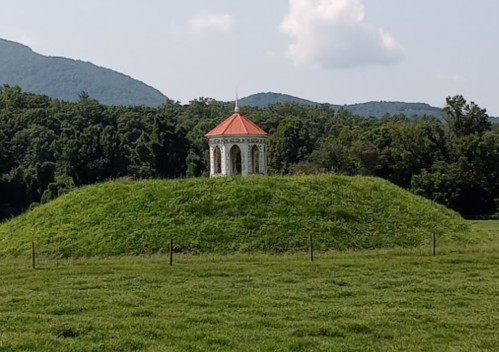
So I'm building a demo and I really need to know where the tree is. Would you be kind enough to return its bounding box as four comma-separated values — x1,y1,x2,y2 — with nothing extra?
373,120,447,188
268,118,314,174
443,95,491,137
303,140,357,175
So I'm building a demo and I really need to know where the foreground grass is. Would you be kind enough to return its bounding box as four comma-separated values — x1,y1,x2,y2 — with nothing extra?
0,221,497,352
0,176,469,257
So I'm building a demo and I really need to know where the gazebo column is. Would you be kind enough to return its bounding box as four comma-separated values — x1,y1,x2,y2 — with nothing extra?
259,145,266,176
221,145,228,176
209,146,215,177
241,144,249,177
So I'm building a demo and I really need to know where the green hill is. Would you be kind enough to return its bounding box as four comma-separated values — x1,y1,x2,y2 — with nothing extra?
0,39,167,106
240,92,442,119
345,101,442,119
239,92,321,108
0,175,468,258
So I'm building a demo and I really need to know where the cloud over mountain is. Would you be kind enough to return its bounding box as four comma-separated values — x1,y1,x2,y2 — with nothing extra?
189,13,235,33
280,0,404,69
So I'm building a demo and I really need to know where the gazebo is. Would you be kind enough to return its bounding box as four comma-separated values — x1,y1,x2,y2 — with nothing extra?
205,102,269,177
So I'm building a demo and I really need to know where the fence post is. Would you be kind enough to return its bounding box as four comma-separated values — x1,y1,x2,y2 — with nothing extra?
169,238,173,267
310,234,314,262
32,242,36,270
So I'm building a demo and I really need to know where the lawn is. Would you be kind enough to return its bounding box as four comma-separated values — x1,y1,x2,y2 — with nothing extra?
0,221,498,352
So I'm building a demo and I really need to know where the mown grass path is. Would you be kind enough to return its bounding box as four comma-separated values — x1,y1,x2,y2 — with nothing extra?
1,222,498,352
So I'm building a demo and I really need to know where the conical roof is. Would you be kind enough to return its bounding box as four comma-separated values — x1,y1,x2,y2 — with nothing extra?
205,112,268,137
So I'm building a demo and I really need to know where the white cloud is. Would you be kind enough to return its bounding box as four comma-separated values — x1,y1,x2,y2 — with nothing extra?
280,0,404,69
189,13,235,33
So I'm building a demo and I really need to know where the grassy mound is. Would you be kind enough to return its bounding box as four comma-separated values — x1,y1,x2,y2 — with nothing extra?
0,175,469,257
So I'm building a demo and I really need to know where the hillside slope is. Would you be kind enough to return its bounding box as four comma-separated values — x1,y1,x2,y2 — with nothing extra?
240,92,321,108
345,101,441,119
0,176,468,258
0,39,167,106
240,92,442,119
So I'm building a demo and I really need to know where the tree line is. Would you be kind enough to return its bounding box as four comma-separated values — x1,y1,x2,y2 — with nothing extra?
0,85,497,221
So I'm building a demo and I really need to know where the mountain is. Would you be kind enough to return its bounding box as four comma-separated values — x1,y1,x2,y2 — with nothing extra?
0,39,167,107
240,92,442,119
239,92,320,108
341,101,441,119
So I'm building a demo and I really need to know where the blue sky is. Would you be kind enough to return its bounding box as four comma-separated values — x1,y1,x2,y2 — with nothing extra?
0,0,498,115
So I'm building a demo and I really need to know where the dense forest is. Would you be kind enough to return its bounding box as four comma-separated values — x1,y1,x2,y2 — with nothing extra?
0,85,497,222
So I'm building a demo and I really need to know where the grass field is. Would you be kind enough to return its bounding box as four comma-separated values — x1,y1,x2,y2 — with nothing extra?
0,176,469,257
0,221,497,352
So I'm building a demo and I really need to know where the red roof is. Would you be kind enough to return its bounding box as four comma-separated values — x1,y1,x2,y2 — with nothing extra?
205,113,268,137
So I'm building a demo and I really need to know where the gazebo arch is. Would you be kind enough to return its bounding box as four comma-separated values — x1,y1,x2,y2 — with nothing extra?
230,145,242,176
214,146,222,175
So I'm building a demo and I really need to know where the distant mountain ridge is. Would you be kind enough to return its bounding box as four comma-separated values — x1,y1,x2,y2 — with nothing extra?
240,92,442,119
1,39,494,119
240,92,320,108
0,39,167,106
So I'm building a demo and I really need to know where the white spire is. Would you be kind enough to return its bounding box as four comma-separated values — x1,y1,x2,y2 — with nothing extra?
235,90,240,113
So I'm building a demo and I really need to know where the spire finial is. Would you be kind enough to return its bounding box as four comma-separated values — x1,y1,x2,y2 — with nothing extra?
235,90,240,113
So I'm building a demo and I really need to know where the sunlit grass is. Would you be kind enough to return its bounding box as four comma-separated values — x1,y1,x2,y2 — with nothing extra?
0,221,497,351
0,175,469,258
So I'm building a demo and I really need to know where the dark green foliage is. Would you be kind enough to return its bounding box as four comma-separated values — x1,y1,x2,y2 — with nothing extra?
0,86,189,221
186,152,202,178
0,39,167,106
408,97,497,216
412,169,460,208
268,118,314,174
443,95,491,137
41,183,59,204
0,176,468,258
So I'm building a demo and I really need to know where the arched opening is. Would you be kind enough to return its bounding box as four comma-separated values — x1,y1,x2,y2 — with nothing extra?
214,146,222,174
251,145,260,175
230,145,242,176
